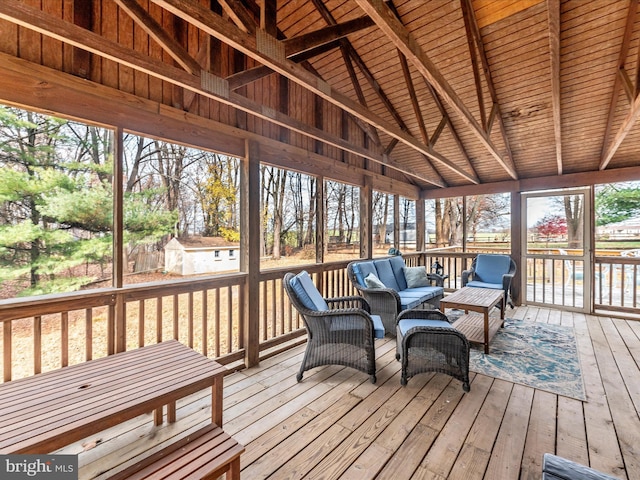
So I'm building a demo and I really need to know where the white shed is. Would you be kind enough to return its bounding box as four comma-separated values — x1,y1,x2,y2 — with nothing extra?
164,236,240,275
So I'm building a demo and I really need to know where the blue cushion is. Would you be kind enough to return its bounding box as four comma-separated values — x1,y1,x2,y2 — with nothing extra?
371,315,385,339
389,256,408,290
397,292,425,310
375,259,400,291
403,286,443,299
466,280,502,291
354,262,377,287
328,314,385,339
474,254,511,284
290,271,329,311
398,318,454,336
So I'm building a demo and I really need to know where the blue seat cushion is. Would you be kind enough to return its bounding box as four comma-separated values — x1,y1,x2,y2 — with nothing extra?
329,314,385,339
466,280,502,291
474,254,511,284
398,287,443,310
289,271,329,311
403,286,443,299
398,318,454,336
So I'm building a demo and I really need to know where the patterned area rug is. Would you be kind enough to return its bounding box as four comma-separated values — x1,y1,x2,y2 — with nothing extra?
449,311,586,400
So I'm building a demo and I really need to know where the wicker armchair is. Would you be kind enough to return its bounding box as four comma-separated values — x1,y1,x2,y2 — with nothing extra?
462,254,516,308
284,271,385,384
396,309,470,391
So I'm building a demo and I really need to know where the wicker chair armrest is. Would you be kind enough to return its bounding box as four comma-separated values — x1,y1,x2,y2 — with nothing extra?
502,272,515,291
397,309,450,323
461,268,474,286
426,273,445,287
326,296,371,312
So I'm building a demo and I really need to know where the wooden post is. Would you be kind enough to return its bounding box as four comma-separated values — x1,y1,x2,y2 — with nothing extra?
393,194,400,252
511,191,522,306
241,139,261,367
360,176,373,259
316,175,325,264
113,127,126,353
416,198,425,254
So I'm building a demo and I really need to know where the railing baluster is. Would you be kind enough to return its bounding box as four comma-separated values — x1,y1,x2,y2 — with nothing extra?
34,316,41,374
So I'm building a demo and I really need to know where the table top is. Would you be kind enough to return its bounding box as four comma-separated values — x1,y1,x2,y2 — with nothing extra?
441,286,504,309
0,340,227,454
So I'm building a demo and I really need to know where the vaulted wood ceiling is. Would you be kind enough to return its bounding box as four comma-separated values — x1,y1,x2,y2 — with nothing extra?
1,0,639,194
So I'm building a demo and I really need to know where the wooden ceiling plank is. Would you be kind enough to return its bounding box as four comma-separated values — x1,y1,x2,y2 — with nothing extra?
0,0,445,187
147,0,474,183
547,0,562,174
599,0,638,170
355,0,516,180
114,0,200,75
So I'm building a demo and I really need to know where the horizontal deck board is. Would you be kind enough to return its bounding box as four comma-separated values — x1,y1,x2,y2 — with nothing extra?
53,306,637,480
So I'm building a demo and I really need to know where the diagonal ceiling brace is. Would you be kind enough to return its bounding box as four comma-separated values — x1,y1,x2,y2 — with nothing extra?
149,0,477,183
355,0,517,180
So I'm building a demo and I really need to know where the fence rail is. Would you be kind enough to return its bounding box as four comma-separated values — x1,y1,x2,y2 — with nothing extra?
1,250,639,383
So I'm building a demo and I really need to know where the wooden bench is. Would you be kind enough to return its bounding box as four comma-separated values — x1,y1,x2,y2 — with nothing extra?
542,453,620,480
107,424,244,480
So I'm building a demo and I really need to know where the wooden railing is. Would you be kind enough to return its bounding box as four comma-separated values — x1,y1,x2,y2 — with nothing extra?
0,274,247,382
2,250,638,383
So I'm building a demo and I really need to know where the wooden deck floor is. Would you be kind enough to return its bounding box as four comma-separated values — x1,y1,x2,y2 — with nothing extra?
68,305,640,480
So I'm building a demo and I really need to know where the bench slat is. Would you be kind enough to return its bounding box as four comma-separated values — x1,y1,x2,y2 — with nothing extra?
108,424,244,480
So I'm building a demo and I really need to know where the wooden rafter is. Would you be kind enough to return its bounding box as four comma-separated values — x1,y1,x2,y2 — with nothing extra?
218,0,256,35
114,0,200,75
260,0,277,36
0,0,444,187
226,17,374,90
311,0,449,186
600,0,639,170
149,0,475,183
355,0,517,180
460,0,518,178
546,0,562,175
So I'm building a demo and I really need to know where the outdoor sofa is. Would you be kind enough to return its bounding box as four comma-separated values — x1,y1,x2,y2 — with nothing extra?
347,256,444,335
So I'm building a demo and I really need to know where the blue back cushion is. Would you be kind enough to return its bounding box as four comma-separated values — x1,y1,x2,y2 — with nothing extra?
290,271,329,311
389,256,408,290
354,262,378,287
475,254,511,284
375,259,400,291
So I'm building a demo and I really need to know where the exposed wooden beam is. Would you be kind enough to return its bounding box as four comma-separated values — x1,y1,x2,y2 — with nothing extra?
0,0,443,187
311,0,448,185
599,0,638,170
460,0,518,178
421,77,479,180
546,0,562,175
600,91,640,170
72,0,92,78
218,0,256,35
114,0,201,75
461,0,486,131
149,0,474,184
260,0,277,36
284,16,374,57
620,68,635,104
355,0,517,180
226,41,339,90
